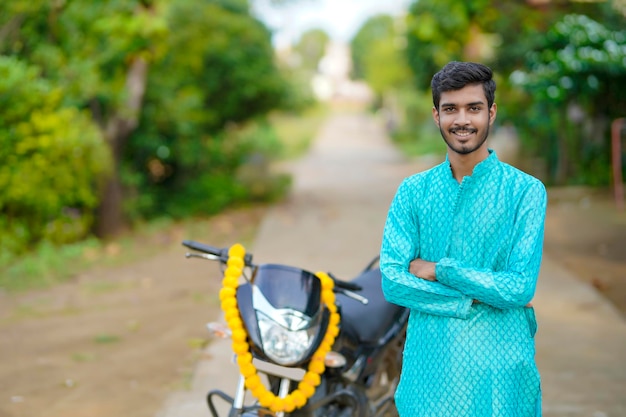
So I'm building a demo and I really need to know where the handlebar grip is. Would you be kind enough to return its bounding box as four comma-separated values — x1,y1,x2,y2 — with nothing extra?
328,272,362,291
182,240,254,266
336,280,362,291
182,240,225,257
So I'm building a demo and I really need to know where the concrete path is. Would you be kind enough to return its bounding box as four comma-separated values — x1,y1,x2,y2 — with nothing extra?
156,109,626,417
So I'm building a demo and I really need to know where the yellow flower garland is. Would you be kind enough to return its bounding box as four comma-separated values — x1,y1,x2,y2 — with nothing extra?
219,243,341,414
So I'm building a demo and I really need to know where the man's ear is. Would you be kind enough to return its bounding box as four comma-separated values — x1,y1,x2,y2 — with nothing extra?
489,103,497,125
432,106,440,127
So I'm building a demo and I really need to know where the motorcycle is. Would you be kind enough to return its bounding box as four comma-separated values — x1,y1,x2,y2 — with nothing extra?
182,239,408,417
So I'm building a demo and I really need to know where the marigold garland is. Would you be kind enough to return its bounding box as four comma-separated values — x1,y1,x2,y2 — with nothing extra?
220,243,341,413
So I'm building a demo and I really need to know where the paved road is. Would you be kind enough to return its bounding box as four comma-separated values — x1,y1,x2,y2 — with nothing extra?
156,109,626,417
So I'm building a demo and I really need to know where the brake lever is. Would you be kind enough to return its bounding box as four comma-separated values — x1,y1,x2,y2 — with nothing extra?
185,252,221,261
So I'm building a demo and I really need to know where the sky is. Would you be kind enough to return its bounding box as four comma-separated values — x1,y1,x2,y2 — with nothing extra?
251,0,413,48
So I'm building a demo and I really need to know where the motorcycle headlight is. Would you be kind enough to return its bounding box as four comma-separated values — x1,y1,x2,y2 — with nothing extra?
257,312,318,366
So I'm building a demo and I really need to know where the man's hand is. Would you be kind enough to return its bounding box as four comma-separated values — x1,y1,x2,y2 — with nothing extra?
409,258,437,281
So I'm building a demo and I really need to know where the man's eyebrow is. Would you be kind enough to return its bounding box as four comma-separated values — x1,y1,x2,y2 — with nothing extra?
440,100,486,108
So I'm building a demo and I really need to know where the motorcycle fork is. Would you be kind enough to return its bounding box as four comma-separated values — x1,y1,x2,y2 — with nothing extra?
228,374,292,417
231,376,246,413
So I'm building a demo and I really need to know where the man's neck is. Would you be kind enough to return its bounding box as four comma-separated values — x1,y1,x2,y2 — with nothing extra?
448,148,490,182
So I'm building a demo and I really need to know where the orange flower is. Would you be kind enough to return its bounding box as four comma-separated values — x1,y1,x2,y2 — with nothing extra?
222,275,239,288
227,256,244,269
245,374,262,390
219,244,341,413
291,390,307,407
228,243,246,258
219,287,236,300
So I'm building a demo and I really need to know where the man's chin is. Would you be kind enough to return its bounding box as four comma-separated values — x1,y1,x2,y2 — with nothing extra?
450,146,474,155
445,140,476,155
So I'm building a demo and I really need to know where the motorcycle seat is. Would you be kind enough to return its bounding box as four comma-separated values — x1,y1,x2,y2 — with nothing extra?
336,268,406,345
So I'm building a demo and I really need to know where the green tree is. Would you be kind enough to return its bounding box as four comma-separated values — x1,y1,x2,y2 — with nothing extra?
511,14,626,185
350,13,413,138
351,14,405,86
402,0,625,184
0,57,110,261
1,0,168,236
126,0,291,218
404,0,621,88
404,1,481,89
1,0,291,238
293,28,330,75
359,20,411,97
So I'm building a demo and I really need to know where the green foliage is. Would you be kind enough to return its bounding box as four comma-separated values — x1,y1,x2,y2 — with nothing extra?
404,0,621,88
268,105,329,159
277,67,318,113
0,238,102,292
390,89,444,157
405,1,473,89
293,28,330,75
512,14,626,110
0,57,111,260
363,37,411,98
510,14,626,185
120,0,292,220
156,0,287,131
400,1,625,185
0,0,299,280
1,0,169,110
351,14,398,81
351,14,411,98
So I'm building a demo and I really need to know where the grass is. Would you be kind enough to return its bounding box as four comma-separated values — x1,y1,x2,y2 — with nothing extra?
0,206,267,293
93,334,121,344
388,88,447,159
395,131,445,158
269,104,329,160
72,352,98,362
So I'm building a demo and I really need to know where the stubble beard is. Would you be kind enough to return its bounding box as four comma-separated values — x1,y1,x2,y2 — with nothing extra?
440,124,490,155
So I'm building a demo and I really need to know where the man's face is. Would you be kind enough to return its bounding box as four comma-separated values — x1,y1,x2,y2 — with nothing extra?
432,84,497,156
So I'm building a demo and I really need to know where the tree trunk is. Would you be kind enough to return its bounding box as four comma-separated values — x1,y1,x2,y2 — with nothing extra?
94,56,148,238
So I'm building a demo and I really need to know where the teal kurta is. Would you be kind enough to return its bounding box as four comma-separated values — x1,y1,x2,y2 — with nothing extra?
380,150,546,417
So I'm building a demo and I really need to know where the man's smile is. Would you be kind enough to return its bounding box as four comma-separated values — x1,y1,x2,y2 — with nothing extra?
449,128,477,139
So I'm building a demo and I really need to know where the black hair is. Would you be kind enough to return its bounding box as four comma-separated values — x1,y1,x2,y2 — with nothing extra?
431,61,496,110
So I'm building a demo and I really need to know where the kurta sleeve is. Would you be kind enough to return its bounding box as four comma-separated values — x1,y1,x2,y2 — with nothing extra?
380,179,473,318
436,181,547,310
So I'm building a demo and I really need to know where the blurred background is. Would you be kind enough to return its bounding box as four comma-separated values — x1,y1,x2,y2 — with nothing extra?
0,0,625,416
1,0,624,277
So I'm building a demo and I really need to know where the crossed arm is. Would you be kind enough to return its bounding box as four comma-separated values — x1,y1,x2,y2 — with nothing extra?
380,178,547,316
408,258,533,307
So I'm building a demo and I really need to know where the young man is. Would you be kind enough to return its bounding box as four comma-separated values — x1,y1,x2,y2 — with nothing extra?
380,61,546,416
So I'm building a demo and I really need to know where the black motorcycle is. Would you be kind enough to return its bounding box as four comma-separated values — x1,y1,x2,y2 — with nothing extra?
182,239,408,417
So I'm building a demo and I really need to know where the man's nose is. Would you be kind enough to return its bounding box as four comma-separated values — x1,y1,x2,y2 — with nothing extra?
454,110,470,125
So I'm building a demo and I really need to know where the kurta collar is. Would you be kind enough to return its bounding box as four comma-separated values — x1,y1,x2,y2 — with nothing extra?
471,149,499,178
445,149,499,181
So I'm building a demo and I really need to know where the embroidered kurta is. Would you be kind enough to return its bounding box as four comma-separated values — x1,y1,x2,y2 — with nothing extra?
380,150,547,417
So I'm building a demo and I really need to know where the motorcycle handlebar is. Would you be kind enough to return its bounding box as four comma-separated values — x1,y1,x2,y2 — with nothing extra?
182,240,225,256
182,240,363,293
181,240,254,266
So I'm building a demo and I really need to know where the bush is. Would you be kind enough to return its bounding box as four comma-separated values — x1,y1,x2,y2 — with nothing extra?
0,56,111,261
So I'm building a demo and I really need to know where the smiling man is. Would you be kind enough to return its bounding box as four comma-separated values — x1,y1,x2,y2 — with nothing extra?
380,61,547,416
